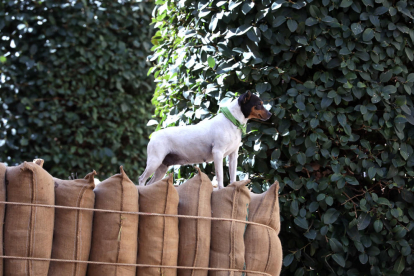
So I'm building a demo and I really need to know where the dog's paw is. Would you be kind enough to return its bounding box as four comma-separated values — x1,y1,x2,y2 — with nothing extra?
211,177,219,189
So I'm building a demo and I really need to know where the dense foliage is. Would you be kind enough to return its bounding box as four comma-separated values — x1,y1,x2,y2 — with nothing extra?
150,0,414,274
0,0,154,180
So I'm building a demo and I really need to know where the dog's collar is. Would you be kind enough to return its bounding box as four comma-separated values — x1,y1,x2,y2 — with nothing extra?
220,107,246,136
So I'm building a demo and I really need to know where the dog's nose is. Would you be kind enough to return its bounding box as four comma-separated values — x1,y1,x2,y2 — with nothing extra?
265,110,272,120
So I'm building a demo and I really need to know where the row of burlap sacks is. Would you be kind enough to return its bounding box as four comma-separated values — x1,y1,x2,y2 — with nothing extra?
0,159,282,276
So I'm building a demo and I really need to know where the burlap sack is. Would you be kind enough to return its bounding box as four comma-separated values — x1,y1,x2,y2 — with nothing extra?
137,175,179,276
87,166,138,276
245,182,282,276
248,181,280,234
0,163,6,276
209,180,251,276
4,160,55,276
48,171,96,276
176,168,213,276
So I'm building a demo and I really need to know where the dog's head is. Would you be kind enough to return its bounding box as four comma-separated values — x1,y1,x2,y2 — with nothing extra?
238,91,272,121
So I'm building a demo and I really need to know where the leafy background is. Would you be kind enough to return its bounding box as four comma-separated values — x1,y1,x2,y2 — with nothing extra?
1,0,414,274
0,0,155,180
150,0,414,275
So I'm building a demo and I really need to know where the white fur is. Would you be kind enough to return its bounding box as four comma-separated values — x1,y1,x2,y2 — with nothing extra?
139,99,248,189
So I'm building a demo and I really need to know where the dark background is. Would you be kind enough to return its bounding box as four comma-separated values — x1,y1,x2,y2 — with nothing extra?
0,0,155,181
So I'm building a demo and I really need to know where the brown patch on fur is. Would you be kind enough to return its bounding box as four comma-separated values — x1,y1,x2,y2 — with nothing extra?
248,106,269,120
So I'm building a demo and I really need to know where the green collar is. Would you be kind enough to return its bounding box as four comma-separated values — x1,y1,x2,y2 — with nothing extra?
220,106,247,136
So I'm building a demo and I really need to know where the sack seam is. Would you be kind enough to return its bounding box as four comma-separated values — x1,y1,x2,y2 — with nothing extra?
26,164,36,276
17,166,30,275
115,173,124,276
264,229,272,273
230,187,240,276
252,195,265,224
191,174,203,276
267,185,278,232
161,178,170,275
73,185,88,276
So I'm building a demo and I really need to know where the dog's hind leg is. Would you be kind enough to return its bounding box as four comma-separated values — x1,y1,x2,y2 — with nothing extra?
228,150,238,184
146,164,169,185
139,137,167,186
139,159,162,186
213,149,225,189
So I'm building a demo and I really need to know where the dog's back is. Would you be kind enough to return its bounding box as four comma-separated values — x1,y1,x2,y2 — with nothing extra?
148,114,239,165
149,118,218,165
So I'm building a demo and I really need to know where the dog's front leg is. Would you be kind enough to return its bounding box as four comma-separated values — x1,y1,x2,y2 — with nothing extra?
228,150,238,184
213,149,224,189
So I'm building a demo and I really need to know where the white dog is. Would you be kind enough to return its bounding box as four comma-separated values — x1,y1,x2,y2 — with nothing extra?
139,91,271,189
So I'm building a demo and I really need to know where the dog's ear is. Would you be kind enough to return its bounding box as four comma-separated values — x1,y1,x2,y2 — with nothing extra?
240,90,251,104
245,90,251,102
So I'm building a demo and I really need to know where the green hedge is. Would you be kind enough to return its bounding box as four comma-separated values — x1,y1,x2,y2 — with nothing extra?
0,0,154,180
150,0,414,275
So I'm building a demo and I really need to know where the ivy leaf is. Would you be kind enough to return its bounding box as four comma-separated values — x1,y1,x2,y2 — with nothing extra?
406,48,414,61
332,254,346,267
305,17,318,26
309,202,319,212
209,14,218,31
228,0,242,10
256,82,269,93
290,200,299,216
400,143,410,160
329,238,343,252
295,102,306,111
271,149,281,160
208,56,216,68
304,81,315,89
363,28,374,41
393,256,405,274
321,97,333,109
351,23,363,35
374,220,383,233
331,173,343,182
242,1,255,15
309,5,321,17
406,73,414,82
374,6,388,15
368,167,376,179
369,15,380,27
357,212,371,230
225,24,252,38
376,197,391,206
297,152,306,165
380,71,392,83
367,246,380,256
294,217,309,229
324,208,340,224
287,19,298,32
337,113,347,127
283,254,294,266
247,27,261,43
359,253,368,264
340,0,353,8
273,16,286,27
